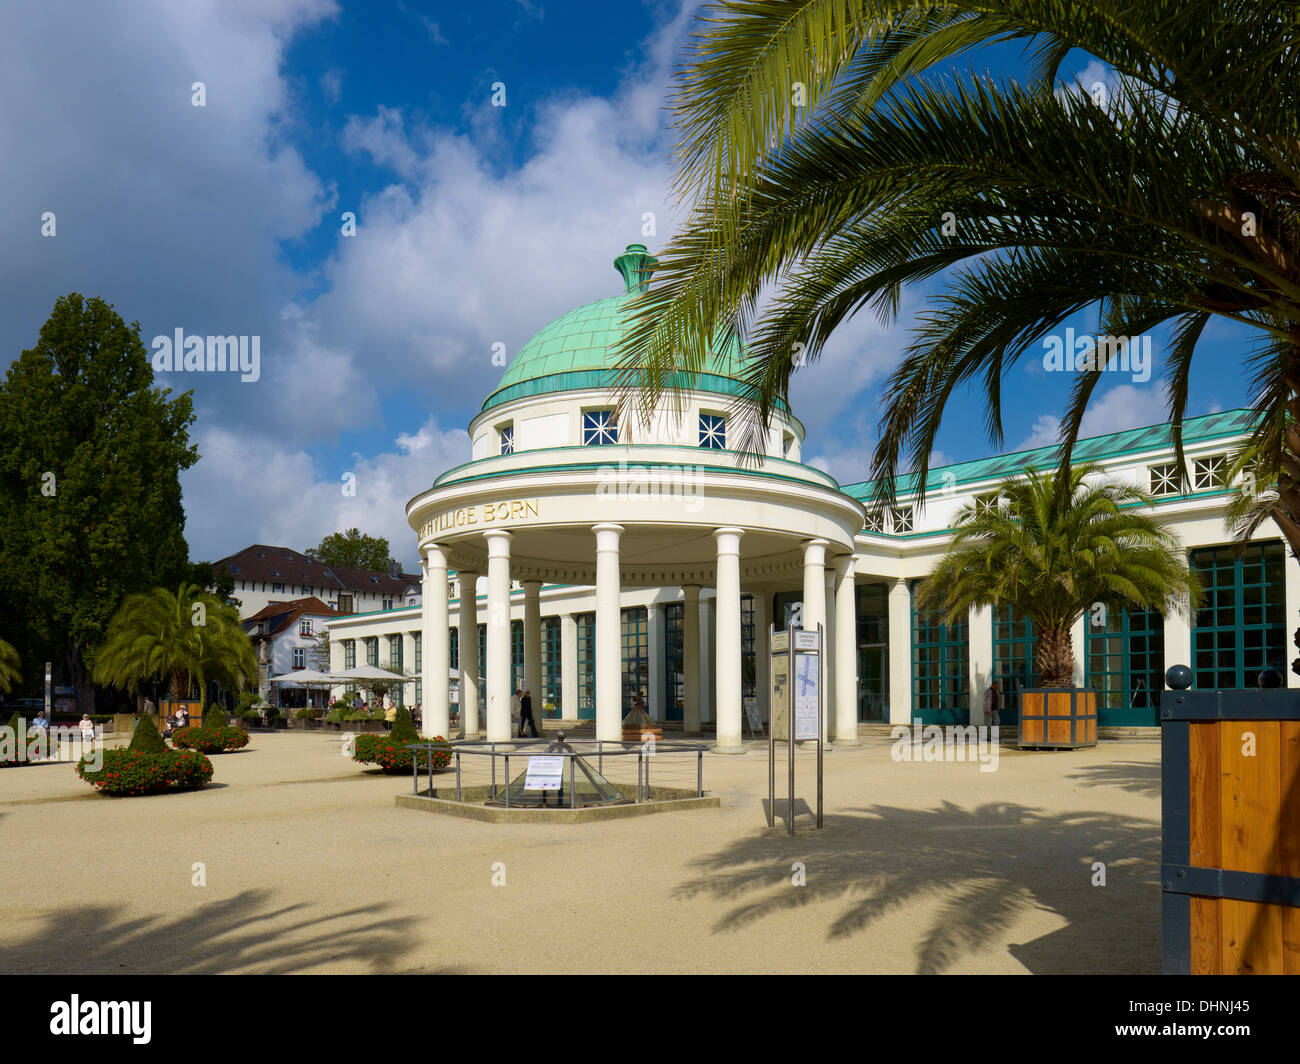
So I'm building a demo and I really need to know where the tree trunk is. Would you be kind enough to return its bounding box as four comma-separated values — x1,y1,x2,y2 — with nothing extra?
66,634,93,717
1035,624,1075,687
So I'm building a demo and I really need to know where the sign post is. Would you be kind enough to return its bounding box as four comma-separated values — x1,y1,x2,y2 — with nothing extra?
768,625,823,834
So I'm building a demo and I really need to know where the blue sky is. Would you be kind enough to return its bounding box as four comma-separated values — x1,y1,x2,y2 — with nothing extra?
2,0,1251,570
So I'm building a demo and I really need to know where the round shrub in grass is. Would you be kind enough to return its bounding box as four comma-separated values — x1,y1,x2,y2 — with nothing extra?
171,722,249,753
77,747,213,796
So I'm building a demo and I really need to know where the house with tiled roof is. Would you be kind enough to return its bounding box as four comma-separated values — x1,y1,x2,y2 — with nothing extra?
213,544,421,621
242,596,340,707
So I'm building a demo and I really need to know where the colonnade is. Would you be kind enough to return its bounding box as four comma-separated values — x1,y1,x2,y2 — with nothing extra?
418,527,862,751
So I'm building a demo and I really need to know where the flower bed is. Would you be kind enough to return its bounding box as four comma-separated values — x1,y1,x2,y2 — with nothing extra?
77,747,213,796
171,723,250,753
353,734,452,775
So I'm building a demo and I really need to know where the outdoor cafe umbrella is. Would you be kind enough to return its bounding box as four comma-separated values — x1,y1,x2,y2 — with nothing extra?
268,668,341,686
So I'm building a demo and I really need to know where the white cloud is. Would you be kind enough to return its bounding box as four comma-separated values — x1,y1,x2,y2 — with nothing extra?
182,416,471,569
1013,382,1166,451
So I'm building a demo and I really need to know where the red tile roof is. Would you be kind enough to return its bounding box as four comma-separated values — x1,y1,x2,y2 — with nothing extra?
215,544,420,597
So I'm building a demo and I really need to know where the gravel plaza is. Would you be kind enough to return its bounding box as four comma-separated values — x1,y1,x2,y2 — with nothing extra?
0,729,1161,975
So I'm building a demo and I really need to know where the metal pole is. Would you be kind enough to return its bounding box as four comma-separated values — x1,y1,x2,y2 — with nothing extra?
504,754,510,808
768,623,776,828
597,739,602,776
645,748,651,799
412,745,418,795
428,743,433,796
697,748,703,798
788,635,796,836
817,622,824,830
637,751,642,802
570,754,576,809
456,750,462,801
491,742,496,796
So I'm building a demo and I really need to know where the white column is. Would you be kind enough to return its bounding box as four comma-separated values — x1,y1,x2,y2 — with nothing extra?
752,590,770,726
421,546,449,739
593,523,624,742
457,570,481,738
523,580,542,722
560,613,578,719
713,527,746,752
802,539,828,634
1163,600,1193,691
834,556,859,746
887,576,912,725
403,632,418,707
484,531,513,742
969,604,994,724
683,585,701,733
647,603,665,720
1071,615,1087,688
824,564,837,741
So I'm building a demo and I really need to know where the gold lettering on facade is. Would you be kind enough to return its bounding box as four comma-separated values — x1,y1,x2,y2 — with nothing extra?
424,499,541,539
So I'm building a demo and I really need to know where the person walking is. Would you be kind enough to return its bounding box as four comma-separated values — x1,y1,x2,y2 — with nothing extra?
510,687,522,732
518,689,538,738
984,680,1002,729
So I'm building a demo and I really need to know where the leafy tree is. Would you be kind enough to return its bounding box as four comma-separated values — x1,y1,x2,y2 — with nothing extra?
93,584,257,711
0,638,20,694
619,2,1299,542
0,294,198,710
128,711,166,754
917,465,1201,686
308,528,392,571
188,561,237,605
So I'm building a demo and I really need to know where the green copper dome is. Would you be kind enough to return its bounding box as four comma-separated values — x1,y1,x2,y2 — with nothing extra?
481,244,768,413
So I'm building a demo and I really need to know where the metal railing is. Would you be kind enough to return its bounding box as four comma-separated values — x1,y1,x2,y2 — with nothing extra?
407,737,709,805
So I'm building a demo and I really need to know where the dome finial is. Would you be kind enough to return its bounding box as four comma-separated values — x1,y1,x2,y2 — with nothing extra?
613,243,657,294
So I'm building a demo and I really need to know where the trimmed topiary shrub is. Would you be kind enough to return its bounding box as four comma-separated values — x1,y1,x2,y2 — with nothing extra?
352,732,379,763
204,706,230,728
129,712,167,754
78,746,213,796
1,711,33,767
390,704,418,742
172,722,249,753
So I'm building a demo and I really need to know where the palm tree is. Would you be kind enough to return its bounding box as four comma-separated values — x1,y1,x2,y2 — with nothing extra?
0,637,21,694
93,584,257,710
619,1,1300,543
917,464,1201,686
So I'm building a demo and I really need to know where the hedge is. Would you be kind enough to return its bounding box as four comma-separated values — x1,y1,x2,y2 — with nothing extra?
77,747,213,796
171,722,250,753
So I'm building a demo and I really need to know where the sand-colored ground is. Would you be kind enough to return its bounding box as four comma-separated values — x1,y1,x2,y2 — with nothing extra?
0,728,1162,974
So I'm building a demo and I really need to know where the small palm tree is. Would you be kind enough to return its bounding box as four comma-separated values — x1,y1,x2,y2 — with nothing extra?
0,637,21,694
94,584,257,710
918,464,1201,686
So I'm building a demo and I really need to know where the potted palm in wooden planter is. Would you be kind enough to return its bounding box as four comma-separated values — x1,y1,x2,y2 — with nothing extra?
917,464,1202,750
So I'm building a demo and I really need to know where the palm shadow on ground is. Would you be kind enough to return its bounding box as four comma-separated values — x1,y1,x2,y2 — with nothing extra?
0,890,425,974
675,801,1160,973
1066,760,1162,799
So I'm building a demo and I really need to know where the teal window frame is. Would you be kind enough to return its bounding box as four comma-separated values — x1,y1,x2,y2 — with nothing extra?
621,606,648,712
365,637,378,667
542,618,562,712
1085,605,1164,721
576,613,596,718
993,603,1036,724
413,632,421,676
912,582,969,722
344,640,356,670
1191,541,1286,689
388,635,402,671
664,602,684,721
450,627,458,670
741,594,755,698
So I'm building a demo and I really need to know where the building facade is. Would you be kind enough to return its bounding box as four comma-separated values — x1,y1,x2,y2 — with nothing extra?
326,243,1295,746
216,544,420,619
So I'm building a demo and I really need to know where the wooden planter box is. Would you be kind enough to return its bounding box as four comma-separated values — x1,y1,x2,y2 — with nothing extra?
1162,688,1300,974
1018,687,1097,749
